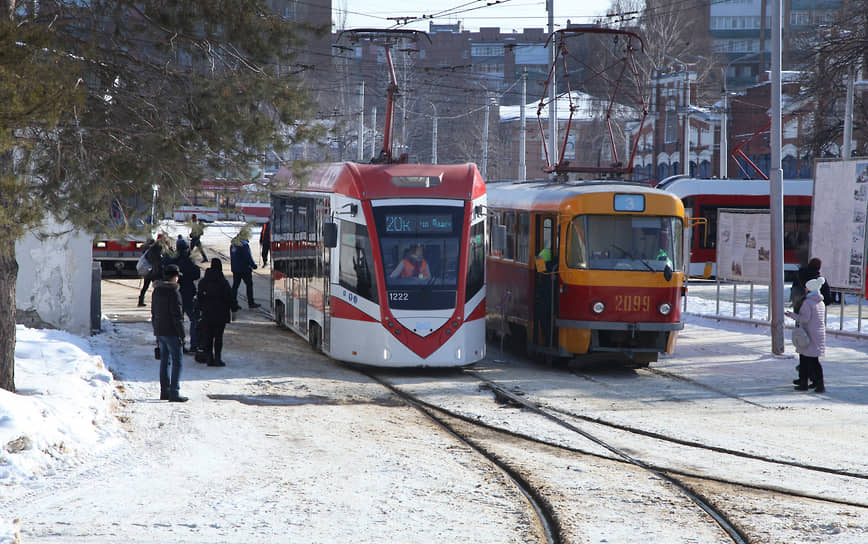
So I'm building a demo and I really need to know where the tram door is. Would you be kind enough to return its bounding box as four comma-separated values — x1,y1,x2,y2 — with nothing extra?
534,215,559,347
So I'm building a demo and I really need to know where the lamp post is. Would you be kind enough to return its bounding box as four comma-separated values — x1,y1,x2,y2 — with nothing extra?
150,184,159,225
429,102,438,164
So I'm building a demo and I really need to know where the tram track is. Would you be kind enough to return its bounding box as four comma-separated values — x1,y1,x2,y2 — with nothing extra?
358,368,562,544
361,367,751,544
358,363,868,543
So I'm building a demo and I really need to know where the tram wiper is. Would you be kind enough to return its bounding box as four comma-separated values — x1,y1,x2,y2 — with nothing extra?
611,243,654,272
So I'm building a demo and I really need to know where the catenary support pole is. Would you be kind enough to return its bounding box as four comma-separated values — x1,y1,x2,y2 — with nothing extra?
769,0,785,354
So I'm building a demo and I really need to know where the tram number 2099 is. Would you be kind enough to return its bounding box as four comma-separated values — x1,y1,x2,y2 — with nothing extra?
615,295,650,313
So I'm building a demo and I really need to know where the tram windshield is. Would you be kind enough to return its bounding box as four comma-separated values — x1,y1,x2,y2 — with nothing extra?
567,215,683,272
372,204,464,310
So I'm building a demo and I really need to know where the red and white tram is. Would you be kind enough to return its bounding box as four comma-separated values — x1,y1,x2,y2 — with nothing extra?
173,179,270,223
269,162,487,367
657,176,813,279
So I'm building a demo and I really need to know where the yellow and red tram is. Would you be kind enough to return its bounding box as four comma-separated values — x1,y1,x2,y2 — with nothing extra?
486,180,686,366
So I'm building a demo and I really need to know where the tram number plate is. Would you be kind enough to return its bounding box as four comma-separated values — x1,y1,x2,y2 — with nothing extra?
615,295,650,313
389,291,409,302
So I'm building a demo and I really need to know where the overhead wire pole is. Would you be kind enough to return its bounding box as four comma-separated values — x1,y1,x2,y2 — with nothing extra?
547,0,557,171
769,0,785,354
520,69,527,181
358,81,365,162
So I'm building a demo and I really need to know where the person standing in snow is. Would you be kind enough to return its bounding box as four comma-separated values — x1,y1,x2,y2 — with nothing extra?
137,234,169,307
786,276,827,393
790,257,833,312
230,227,259,310
151,264,188,402
196,258,234,367
167,237,201,353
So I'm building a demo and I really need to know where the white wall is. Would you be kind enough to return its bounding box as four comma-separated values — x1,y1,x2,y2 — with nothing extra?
15,217,93,336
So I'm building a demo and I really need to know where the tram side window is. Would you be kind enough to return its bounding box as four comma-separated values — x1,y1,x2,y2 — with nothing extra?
503,211,515,260
516,212,530,263
566,217,588,269
338,220,378,303
466,221,485,301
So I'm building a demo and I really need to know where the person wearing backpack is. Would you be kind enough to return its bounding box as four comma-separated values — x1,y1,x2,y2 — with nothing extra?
137,235,168,307
786,277,827,393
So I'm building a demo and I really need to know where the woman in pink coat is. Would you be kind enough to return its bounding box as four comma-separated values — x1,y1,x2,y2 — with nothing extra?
785,277,827,392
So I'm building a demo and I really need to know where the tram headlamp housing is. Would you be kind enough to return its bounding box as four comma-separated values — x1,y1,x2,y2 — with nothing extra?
95,241,107,248
592,301,605,314
658,302,672,315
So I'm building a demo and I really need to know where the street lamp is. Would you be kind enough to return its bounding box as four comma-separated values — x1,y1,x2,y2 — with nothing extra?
429,102,438,164
150,184,159,225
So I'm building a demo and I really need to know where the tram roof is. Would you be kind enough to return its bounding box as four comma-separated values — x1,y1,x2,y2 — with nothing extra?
485,179,674,210
270,162,486,201
656,176,814,198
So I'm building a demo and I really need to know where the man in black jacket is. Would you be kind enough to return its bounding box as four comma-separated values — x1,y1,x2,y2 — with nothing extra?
151,264,188,402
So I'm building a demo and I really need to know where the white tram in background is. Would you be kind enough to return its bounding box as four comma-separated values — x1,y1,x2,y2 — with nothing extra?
268,162,487,367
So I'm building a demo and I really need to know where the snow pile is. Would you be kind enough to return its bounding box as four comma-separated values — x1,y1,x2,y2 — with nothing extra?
0,325,122,487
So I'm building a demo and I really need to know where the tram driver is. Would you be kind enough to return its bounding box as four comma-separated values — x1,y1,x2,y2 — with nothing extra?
390,243,430,280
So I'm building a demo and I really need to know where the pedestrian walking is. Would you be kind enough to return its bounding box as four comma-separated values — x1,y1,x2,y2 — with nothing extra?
137,234,168,307
260,219,271,266
786,276,827,393
196,258,234,367
151,263,188,402
230,227,260,310
167,238,201,353
189,214,208,263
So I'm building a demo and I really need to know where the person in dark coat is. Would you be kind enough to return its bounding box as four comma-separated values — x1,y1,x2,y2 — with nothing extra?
151,264,188,402
167,238,201,352
197,258,233,366
260,220,271,266
230,233,259,310
138,234,168,307
786,277,827,393
790,257,833,311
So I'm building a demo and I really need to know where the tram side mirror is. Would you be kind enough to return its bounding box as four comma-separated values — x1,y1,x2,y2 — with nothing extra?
492,224,506,255
323,222,337,248
663,263,673,282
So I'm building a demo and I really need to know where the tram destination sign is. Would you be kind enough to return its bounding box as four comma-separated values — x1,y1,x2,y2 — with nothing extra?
385,213,453,234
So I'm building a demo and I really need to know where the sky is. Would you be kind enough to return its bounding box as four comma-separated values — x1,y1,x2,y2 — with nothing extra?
334,0,618,33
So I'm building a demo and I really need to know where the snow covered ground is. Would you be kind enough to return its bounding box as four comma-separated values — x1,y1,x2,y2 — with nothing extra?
2,224,867,542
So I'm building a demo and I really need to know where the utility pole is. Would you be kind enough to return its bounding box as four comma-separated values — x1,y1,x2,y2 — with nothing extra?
370,106,377,160
358,81,365,162
519,69,527,181
547,0,557,168
430,102,438,164
720,85,728,179
844,66,855,159
682,72,691,175
769,0,785,354
482,95,490,179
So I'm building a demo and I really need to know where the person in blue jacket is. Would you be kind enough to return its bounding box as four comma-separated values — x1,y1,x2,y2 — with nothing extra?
230,230,259,310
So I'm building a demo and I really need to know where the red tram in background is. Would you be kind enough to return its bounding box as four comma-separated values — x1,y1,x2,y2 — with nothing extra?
173,179,270,223
656,176,813,279
269,162,486,367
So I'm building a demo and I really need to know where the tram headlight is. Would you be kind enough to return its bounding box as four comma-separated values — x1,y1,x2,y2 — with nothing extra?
592,301,605,314
658,302,672,315
383,348,391,361
95,241,107,248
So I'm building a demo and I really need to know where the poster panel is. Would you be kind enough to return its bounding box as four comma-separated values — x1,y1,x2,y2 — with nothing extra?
716,209,771,283
810,160,868,290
